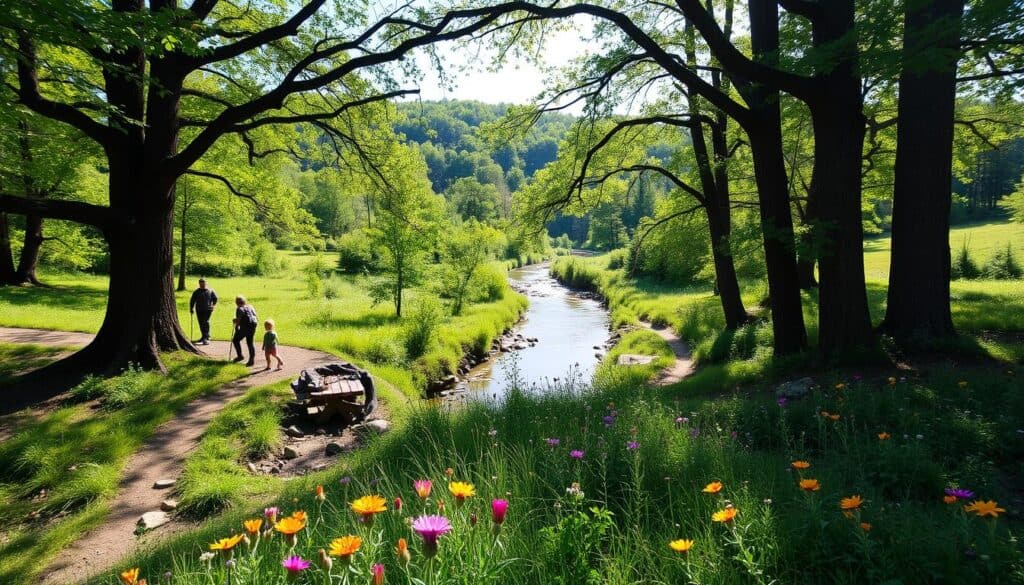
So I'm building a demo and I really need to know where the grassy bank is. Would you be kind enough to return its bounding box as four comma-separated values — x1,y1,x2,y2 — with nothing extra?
0,251,528,398
91,353,1023,584
0,353,247,585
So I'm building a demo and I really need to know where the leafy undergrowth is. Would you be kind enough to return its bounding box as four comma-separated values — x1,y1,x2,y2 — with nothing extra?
98,358,1023,585
0,354,247,585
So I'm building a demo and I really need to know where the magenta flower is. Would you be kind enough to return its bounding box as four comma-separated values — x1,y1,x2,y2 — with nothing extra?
264,506,279,522
602,415,615,427
944,488,975,500
492,499,509,525
372,563,384,585
626,441,639,450
545,437,561,447
413,479,432,500
282,555,310,577
412,515,452,557
776,397,789,407
569,449,585,460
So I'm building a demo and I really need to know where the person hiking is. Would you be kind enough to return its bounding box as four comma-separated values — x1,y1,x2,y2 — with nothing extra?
188,278,218,345
232,295,259,366
262,319,285,371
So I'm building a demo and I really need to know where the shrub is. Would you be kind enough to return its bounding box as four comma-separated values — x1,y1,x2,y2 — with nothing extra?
337,229,379,274
403,298,445,358
983,243,1023,280
103,363,148,409
305,271,323,299
247,241,286,276
468,264,507,303
68,375,105,402
364,336,405,365
952,240,981,280
606,249,628,270
322,275,342,299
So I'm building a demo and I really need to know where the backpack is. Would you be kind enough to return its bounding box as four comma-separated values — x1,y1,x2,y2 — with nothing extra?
240,305,258,327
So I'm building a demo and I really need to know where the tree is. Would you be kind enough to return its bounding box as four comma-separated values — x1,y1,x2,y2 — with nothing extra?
0,0,539,382
449,177,501,221
440,220,504,315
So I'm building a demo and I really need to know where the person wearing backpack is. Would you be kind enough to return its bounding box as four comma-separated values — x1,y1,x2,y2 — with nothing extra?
232,295,259,366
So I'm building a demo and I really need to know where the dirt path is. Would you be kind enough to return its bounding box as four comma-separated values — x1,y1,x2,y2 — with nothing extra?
0,327,347,585
639,322,694,385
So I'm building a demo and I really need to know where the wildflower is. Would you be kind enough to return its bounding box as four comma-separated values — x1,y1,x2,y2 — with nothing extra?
878,432,890,440
444,467,454,478
351,495,387,524
888,376,897,386
569,449,585,460
281,556,310,580
963,500,1006,518
199,552,215,564
274,517,306,546
318,549,332,571
243,518,262,536
944,495,957,504
860,522,872,532
264,507,279,523
958,380,968,389
290,510,307,523
437,500,446,513
712,507,738,523
675,416,685,424
835,383,846,390
488,428,498,437
120,568,140,585
791,460,811,470
413,479,432,500
545,437,561,447
627,440,640,451
944,488,975,500
339,476,352,486
372,563,384,585
412,515,452,558
702,481,723,494
316,485,326,502
328,535,361,563
602,415,615,427
470,512,478,526
566,482,585,499
777,397,788,407
396,537,411,564
827,413,841,421
669,539,694,553
492,498,509,525
448,482,476,506
840,495,864,518
800,479,821,492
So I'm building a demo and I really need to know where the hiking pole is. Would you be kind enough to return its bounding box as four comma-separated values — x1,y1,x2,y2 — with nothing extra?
227,321,234,361
189,311,195,343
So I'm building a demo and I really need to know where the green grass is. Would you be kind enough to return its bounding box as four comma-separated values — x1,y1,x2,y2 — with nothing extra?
0,343,67,382
0,251,527,399
0,354,247,585
88,355,1024,585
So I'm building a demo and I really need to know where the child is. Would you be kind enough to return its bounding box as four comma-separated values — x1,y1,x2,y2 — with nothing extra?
262,319,284,371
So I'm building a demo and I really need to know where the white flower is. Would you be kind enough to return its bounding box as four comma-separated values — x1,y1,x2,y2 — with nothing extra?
200,552,215,563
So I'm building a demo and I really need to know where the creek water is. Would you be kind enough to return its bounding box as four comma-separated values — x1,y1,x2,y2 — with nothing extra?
467,262,611,396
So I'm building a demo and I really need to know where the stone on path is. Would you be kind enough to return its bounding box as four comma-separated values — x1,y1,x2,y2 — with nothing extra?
325,442,344,456
160,500,178,512
137,511,170,531
285,425,305,438
354,420,391,436
283,446,299,460
152,479,176,489
617,354,656,366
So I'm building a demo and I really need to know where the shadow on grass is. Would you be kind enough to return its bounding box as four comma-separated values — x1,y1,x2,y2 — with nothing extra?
0,283,107,312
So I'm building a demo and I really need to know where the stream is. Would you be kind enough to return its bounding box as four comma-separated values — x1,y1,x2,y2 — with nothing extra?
466,262,611,396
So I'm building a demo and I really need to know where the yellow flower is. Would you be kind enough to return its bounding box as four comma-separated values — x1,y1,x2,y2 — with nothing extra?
274,516,306,535
243,518,262,535
860,522,872,532
943,495,957,504
449,481,476,503
290,510,307,523
328,535,362,560
840,495,864,514
887,376,897,386
835,383,846,390
702,481,723,494
878,432,891,440
712,507,738,523
958,380,968,389
209,534,245,552
799,479,821,492
791,460,811,470
351,495,388,519
669,539,694,553
120,568,140,585
963,500,1006,518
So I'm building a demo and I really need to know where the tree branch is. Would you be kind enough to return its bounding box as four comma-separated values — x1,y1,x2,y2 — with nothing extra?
183,170,263,208
0,194,129,230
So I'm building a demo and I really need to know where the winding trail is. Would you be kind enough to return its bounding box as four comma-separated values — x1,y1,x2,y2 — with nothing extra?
639,322,694,385
0,327,345,585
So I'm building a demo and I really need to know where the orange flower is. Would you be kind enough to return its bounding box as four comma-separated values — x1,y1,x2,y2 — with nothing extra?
274,516,306,535
835,383,846,390
316,485,326,501
799,479,821,492
820,411,830,418
860,522,872,532
290,510,307,523
669,539,694,553
791,461,811,470
943,495,957,504
396,537,411,563
712,507,738,523
827,413,841,421
840,495,864,518
243,518,262,536
120,568,140,585
963,500,1006,518
328,535,362,561
877,432,890,440
702,481,723,494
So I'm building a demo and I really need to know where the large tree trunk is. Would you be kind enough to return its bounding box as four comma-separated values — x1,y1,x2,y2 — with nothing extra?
0,212,15,284
882,0,964,342
805,2,875,356
796,192,818,289
176,182,188,292
745,0,808,355
14,214,44,285
707,210,748,329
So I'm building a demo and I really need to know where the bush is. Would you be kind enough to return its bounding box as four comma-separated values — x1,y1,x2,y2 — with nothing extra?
337,229,379,274
403,298,445,358
952,240,981,280
983,243,1022,280
305,271,323,299
606,249,628,270
247,241,285,276
364,336,405,365
468,264,507,303
322,275,342,300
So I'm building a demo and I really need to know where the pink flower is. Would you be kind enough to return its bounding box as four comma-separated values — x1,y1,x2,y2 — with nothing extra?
570,450,585,460
412,515,452,557
264,507,279,522
372,563,384,585
492,499,508,525
394,496,403,512
626,441,639,450
413,479,432,500
282,555,310,578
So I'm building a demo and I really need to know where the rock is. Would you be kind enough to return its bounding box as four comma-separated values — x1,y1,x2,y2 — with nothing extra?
311,463,328,472
246,462,258,473
513,343,528,350
283,446,299,460
593,345,601,350
315,428,327,436
353,419,392,436
325,442,344,456
285,425,305,438
152,479,176,489
138,511,170,531
617,354,656,366
775,377,816,400
595,352,603,359
270,466,281,474
160,499,178,512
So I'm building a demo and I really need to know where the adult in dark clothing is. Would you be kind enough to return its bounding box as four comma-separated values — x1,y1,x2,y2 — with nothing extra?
189,278,218,345
232,295,258,366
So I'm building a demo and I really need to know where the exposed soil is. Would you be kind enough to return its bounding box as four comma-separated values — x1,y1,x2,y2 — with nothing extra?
639,322,695,385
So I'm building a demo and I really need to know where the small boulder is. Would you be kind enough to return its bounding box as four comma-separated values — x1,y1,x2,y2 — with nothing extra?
617,354,656,366
360,420,391,435
285,425,305,438
283,446,299,460
152,479,176,489
138,511,170,531
160,499,178,512
775,377,816,400
246,462,258,473
325,442,344,456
